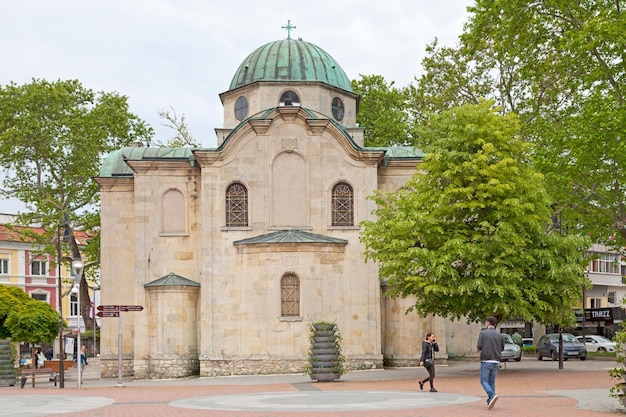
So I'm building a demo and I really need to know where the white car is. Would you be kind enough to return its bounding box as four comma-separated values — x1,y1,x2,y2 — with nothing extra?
576,335,616,352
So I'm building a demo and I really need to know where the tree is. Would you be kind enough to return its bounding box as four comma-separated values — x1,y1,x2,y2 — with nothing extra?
153,106,201,148
0,284,59,346
0,79,153,332
352,75,412,147
411,1,626,246
360,102,590,325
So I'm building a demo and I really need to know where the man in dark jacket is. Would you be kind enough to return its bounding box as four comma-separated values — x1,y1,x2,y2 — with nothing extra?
477,316,504,409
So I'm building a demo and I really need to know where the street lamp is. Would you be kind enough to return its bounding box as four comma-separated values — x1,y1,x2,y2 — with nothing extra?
72,257,84,389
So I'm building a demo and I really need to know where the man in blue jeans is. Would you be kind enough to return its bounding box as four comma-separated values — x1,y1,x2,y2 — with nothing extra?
477,316,504,409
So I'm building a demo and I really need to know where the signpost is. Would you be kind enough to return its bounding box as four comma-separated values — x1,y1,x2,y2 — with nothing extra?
95,305,144,386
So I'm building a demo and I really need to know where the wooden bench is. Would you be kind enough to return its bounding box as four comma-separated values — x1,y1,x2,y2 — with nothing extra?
19,368,57,388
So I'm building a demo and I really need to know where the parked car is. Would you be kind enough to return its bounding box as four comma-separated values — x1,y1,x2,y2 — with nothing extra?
576,335,616,353
536,333,586,361
522,338,534,346
501,333,522,362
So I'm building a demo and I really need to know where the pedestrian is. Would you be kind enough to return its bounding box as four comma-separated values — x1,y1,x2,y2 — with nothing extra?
418,332,439,392
477,316,504,409
44,347,53,361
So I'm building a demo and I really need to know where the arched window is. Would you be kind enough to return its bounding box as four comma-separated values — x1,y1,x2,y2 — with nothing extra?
279,90,300,107
332,182,353,226
281,273,300,317
226,182,248,227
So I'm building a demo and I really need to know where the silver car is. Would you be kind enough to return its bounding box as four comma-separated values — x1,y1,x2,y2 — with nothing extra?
576,335,616,352
501,333,522,362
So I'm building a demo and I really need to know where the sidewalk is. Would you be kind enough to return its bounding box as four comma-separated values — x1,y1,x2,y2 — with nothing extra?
1,358,623,417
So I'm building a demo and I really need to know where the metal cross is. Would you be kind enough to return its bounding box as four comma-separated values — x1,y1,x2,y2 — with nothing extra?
282,20,296,39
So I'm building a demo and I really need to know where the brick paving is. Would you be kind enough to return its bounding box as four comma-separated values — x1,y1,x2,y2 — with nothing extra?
1,358,622,417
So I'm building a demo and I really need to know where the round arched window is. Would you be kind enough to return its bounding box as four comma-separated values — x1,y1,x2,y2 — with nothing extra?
279,90,300,107
332,97,344,121
235,96,248,121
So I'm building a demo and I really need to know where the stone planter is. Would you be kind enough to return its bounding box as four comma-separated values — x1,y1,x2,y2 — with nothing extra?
307,322,344,382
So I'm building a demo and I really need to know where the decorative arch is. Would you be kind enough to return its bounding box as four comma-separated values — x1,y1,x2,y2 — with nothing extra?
162,188,186,234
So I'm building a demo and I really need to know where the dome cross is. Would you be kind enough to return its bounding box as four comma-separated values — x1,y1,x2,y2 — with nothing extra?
281,20,297,40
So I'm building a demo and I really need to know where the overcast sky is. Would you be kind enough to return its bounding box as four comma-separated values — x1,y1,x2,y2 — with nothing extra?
0,0,472,214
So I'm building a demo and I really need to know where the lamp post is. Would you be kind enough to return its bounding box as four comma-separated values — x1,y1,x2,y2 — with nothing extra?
72,258,84,389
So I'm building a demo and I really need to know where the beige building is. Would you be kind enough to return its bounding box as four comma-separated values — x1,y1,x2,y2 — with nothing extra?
95,34,484,379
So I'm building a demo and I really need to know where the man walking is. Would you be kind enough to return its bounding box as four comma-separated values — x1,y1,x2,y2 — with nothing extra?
477,316,504,409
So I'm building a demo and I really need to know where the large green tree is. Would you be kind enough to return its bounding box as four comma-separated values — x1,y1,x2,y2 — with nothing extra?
411,0,626,246
352,75,412,147
0,284,58,345
0,79,153,331
360,102,590,325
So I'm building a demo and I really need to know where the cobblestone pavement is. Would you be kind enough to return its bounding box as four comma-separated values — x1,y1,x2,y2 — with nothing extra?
1,358,623,417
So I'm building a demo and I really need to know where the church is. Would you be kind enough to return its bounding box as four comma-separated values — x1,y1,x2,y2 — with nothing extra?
95,28,482,379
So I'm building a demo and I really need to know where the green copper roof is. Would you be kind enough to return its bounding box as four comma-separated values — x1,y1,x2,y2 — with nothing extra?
233,230,348,245
99,146,195,177
144,272,200,287
229,39,353,93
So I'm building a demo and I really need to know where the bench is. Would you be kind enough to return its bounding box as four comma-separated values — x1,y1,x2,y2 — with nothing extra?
19,368,57,388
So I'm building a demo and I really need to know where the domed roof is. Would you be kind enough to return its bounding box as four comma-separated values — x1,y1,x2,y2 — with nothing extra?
229,38,353,93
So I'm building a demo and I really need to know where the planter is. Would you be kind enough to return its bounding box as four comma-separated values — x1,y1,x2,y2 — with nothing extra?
307,322,344,382
311,372,340,382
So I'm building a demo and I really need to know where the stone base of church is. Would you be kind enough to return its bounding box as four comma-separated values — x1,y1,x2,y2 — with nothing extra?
200,359,308,377
100,355,200,379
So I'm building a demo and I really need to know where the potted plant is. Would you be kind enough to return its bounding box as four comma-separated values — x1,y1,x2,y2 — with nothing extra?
306,321,345,382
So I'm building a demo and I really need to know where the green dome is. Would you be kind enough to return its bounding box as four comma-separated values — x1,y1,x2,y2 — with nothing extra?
229,38,353,92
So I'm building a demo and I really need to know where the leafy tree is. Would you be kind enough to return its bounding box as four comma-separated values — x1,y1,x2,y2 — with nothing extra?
352,75,412,147
153,106,200,148
360,102,590,325
411,1,626,246
0,284,59,346
0,79,153,332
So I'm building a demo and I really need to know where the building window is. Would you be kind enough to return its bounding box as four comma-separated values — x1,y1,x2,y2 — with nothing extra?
70,293,79,316
590,298,603,308
608,291,616,304
279,90,300,107
31,260,47,276
332,182,354,226
588,252,619,274
332,97,344,121
226,182,248,227
31,292,48,302
281,273,300,317
235,96,248,121
0,258,8,274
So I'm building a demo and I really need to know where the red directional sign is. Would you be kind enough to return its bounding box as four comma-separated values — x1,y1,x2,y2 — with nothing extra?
96,311,120,318
97,305,120,312
120,305,144,312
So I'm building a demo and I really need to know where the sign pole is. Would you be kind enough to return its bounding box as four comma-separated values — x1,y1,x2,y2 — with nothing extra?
116,313,123,387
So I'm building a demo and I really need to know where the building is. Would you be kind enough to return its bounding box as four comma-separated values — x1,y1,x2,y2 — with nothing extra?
95,33,471,379
0,213,95,358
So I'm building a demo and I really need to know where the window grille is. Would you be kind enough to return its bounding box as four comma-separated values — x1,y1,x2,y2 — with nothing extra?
332,182,353,226
281,274,300,317
226,182,248,227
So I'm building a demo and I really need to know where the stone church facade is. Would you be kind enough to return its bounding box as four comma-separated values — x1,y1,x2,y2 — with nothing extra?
95,34,481,379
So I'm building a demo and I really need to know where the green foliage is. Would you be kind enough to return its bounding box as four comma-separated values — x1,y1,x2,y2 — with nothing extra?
306,321,346,376
352,75,412,147
0,284,59,344
360,102,590,325
610,321,626,404
0,79,153,332
412,1,626,246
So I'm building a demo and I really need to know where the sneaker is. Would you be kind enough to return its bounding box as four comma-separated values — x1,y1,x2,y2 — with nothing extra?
430,388,438,392
419,381,424,390
488,395,499,409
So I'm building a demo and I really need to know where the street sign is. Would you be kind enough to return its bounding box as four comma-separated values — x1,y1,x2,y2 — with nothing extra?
96,311,120,318
120,305,144,312
97,305,120,312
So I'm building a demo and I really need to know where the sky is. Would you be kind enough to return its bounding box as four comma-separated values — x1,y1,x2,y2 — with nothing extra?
0,0,473,214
